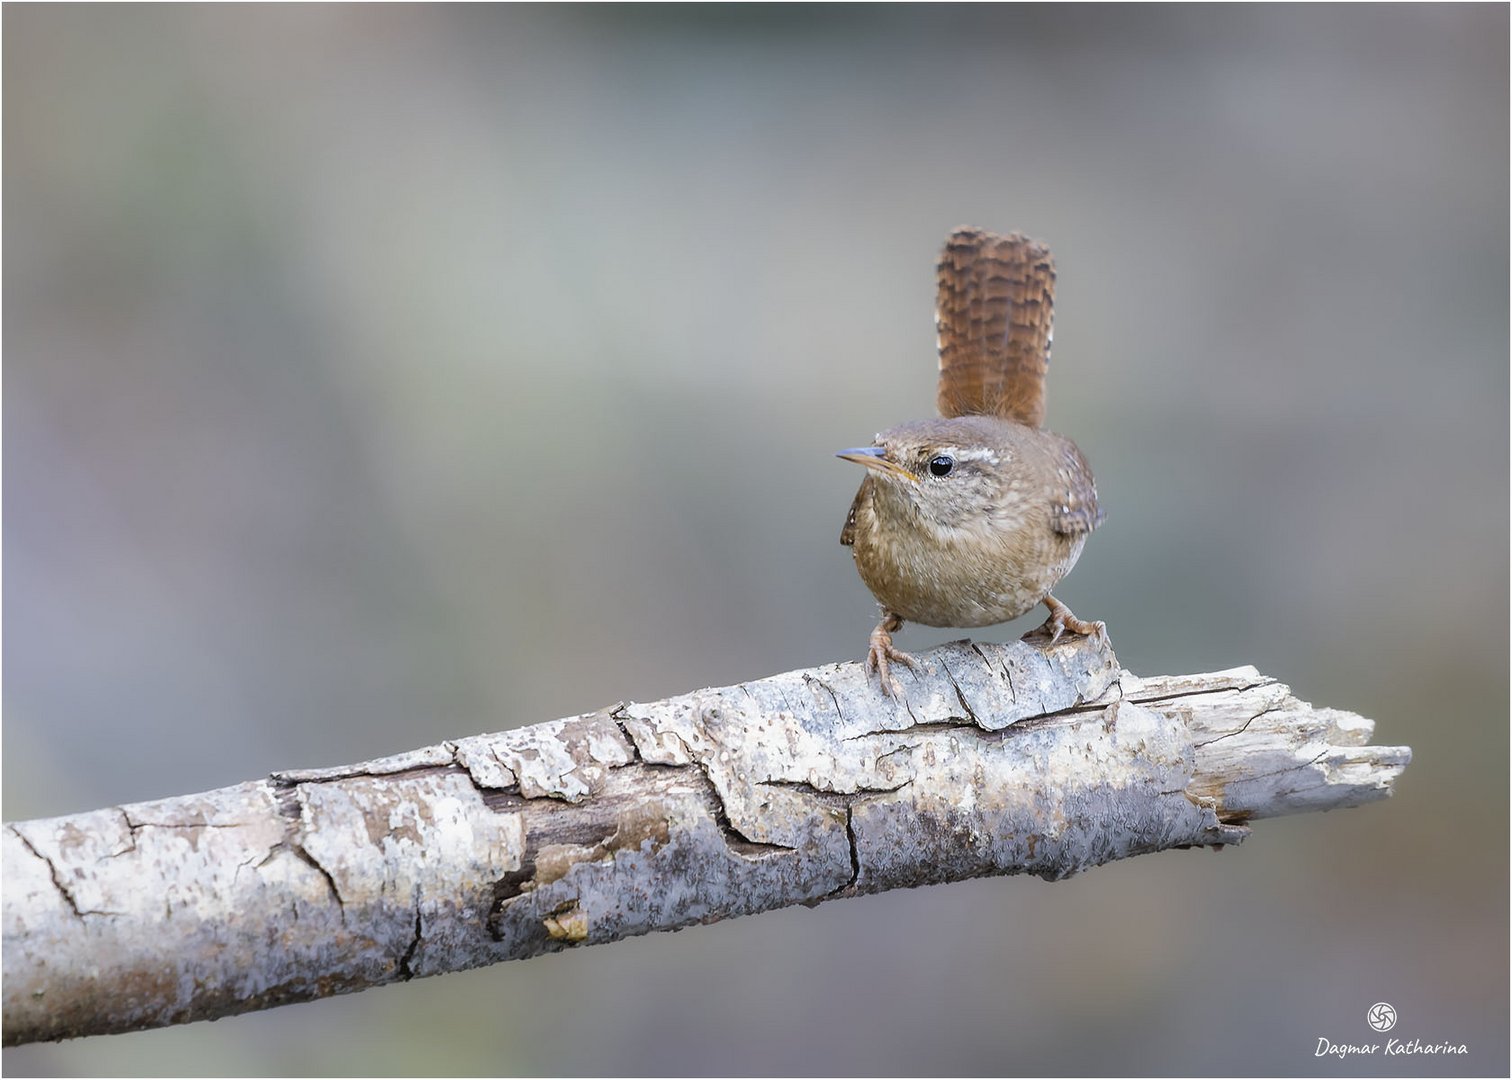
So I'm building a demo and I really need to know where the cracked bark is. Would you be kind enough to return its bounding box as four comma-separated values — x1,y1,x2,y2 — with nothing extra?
1,634,1410,1046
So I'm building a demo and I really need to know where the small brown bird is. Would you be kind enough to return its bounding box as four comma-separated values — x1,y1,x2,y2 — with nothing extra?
838,227,1105,697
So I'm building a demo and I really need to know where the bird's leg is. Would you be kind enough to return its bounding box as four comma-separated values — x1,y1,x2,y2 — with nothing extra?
867,609,920,699
1035,594,1106,644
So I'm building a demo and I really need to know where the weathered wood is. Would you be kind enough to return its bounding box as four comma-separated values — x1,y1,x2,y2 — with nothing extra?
1,634,1410,1046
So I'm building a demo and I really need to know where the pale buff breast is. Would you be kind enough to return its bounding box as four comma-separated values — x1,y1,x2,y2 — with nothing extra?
848,481,1087,628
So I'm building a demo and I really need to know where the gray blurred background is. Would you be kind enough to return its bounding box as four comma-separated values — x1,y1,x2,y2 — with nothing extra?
4,5,1506,1076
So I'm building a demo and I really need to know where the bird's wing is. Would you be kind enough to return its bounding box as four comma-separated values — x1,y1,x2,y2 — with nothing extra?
840,478,868,546
1048,435,1104,536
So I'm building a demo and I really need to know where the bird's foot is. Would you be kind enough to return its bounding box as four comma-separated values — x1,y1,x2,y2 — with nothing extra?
1033,594,1107,645
867,612,919,699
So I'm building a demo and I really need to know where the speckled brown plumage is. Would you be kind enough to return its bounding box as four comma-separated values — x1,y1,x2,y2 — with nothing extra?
838,227,1105,698
842,415,1100,627
935,228,1056,427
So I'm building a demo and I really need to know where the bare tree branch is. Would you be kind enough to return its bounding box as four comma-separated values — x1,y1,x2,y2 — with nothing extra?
1,635,1410,1045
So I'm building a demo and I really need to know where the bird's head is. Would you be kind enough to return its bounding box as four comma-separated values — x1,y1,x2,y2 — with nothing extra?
837,416,1020,534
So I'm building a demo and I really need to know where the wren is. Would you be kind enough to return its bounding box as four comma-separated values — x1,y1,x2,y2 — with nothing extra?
838,227,1105,698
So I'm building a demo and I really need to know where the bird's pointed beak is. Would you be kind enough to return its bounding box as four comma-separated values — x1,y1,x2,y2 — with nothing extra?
836,446,918,482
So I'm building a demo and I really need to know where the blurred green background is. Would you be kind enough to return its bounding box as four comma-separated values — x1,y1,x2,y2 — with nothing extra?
4,5,1506,1076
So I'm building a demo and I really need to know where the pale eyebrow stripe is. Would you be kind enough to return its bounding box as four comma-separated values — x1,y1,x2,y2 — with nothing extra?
941,446,1000,464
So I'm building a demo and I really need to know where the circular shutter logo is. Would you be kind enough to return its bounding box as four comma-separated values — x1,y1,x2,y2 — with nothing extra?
1367,1002,1397,1032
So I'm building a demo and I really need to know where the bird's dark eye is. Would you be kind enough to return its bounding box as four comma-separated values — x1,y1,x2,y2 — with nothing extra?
928,454,955,477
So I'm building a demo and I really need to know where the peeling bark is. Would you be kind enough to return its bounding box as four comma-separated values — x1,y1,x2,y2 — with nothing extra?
1,635,1410,1046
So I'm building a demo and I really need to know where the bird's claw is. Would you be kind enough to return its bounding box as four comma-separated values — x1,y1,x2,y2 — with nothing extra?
867,616,919,699
1034,595,1106,644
